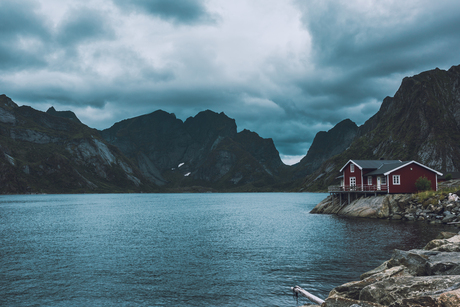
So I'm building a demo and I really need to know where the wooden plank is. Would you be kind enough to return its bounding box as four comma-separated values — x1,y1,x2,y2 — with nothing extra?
291,285,325,305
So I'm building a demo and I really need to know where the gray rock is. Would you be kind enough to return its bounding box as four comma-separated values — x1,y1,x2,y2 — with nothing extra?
443,214,457,224
425,252,460,275
359,276,460,306
323,297,385,307
387,249,435,276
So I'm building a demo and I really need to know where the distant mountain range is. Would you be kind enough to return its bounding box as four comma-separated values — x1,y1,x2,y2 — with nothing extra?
1,64,460,193
100,109,290,191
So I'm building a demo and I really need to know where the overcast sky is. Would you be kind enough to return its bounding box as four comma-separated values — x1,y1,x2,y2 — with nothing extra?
1,0,460,164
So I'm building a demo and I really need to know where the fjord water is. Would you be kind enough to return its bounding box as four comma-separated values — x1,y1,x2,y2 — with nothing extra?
0,193,455,306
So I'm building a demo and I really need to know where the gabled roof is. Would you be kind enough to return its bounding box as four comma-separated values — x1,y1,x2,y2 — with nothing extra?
339,159,401,172
361,160,443,176
365,161,409,176
383,160,443,176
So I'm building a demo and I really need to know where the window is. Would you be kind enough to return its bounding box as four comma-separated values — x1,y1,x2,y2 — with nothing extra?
350,164,355,173
368,176,372,185
350,177,356,186
393,175,400,185
382,176,387,185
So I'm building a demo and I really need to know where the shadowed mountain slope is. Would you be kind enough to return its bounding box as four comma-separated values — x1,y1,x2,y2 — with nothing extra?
101,110,288,191
0,94,156,194
301,65,460,191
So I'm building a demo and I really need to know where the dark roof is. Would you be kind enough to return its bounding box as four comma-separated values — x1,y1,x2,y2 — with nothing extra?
353,160,401,169
365,161,410,176
340,159,443,176
340,160,401,172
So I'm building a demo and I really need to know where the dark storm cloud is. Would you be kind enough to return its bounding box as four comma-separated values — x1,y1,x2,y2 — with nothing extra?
56,8,115,47
2,0,460,164
0,1,50,70
277,0,460,155
295,0,460,98
112,0,217,25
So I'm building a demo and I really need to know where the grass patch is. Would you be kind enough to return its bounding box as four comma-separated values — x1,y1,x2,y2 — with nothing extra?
416,184,460,203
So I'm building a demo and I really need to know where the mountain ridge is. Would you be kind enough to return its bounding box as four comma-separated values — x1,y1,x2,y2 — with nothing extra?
2,64,460,193
100,109,289,191
301,64,460,191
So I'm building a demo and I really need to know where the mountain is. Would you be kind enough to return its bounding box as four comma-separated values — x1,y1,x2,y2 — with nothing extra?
100,110,288,191
46,106,82,124
292,118,358,178
0,94,156,194
301,64,460,191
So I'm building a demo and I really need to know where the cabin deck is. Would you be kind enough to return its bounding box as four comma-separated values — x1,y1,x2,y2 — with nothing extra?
328,185,389,194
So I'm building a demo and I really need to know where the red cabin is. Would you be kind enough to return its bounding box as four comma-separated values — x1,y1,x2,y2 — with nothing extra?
332,160,442,194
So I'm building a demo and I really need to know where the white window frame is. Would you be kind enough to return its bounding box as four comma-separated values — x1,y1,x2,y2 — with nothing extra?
393,175,400,185
381,176,387,185
350,164,355,173
350,177,356,186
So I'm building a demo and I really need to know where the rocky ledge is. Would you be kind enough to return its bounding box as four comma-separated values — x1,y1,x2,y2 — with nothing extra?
303,232,460,307
311,191,460,226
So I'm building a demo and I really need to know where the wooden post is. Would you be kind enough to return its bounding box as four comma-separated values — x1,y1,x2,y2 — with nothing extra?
291,285,325,305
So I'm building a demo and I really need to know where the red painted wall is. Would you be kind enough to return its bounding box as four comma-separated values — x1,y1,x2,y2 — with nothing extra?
387,163,438,193
343,162,362,187
363,170,374,186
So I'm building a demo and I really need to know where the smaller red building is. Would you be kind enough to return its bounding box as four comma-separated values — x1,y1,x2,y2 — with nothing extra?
335,160,442,194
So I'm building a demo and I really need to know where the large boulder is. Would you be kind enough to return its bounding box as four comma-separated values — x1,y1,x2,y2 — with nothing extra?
326,235,460,306
359,276,460,306
330,266,410,300
338,196,389,219
323,296,385,307
438,288,460,307
425,252,460,275
424,234,460,252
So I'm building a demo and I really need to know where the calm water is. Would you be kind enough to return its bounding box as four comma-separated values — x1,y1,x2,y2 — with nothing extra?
0,193,456,306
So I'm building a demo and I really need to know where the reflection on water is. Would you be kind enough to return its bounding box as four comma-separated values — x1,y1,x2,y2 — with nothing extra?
0,193,456,306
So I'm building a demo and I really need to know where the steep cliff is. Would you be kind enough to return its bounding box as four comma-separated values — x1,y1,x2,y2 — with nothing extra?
101,110,287,191
293,119,358,178
0,95,155,194
302,64,460,191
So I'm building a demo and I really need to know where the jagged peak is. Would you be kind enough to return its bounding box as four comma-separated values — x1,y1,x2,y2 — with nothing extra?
0,94,19,109
46,106,82,124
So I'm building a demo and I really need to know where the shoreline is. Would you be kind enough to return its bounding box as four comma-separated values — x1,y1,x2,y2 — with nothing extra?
302,231,460,307
310,192,460,227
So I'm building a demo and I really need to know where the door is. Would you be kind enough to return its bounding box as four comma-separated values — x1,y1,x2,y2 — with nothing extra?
377,177,381,190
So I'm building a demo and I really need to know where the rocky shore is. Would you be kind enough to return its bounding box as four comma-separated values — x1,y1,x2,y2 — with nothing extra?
310,187,460,226
302,232,460,307
302,182,460,306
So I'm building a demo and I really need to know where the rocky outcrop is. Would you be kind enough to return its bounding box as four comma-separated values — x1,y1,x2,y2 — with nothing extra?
46,106,82,123
311,189,460,225
322,233,460,307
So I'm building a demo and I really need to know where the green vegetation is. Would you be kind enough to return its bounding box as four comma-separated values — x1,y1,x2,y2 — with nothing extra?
416,185,460,204
415,176,432,192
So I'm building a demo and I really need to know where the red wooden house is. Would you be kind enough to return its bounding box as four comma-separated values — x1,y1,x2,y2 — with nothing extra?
331,160,442,194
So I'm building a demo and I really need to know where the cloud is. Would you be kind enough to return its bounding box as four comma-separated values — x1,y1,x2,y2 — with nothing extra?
0,1,50,70
112,0,218,25
1,0,460,164
56,7,115,47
